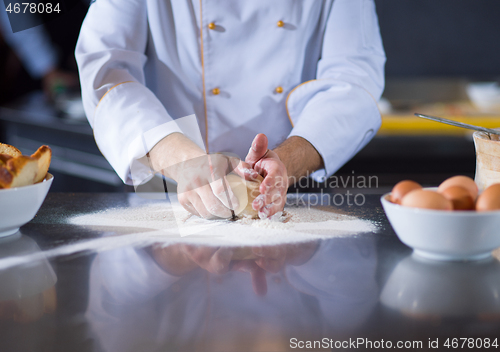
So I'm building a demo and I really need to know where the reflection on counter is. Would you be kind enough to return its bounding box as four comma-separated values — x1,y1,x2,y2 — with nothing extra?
2,192,500,349
85,238,377,351
0,234,60,352
381,254,500,321
0,234,56,323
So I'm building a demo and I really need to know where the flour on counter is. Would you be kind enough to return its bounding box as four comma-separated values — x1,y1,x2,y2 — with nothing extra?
0,196,379,270
68,198,378,247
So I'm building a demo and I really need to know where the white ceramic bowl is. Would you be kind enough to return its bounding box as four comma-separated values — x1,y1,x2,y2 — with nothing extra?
0,173,53,237
466,82,500,113
381,190,500,261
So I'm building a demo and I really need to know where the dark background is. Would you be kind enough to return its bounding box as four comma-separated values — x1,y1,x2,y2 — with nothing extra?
376,0,500,78
2,0,500,192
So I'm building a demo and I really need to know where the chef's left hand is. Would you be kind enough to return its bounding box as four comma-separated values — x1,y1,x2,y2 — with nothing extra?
244,134,288,219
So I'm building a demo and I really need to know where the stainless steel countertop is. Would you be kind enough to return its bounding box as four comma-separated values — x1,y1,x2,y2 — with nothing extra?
1,192,499,351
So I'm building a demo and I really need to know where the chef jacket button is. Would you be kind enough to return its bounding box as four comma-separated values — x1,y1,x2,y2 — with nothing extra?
208,22,216,30
275,86,284,94
277,20,285,28
211,87,220,95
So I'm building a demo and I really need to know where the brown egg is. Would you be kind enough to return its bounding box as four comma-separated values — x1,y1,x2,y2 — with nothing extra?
440,185,475,210
390,180,423,204
401,189,453,210
438,176,478,201
476,184,500,211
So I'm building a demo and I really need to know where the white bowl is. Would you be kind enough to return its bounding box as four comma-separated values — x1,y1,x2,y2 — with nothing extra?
381,191,500,261
466,82,500,113
0,173,53,237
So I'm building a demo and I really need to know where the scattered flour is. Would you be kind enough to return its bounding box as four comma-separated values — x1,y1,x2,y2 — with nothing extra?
67,197,378,247
0,195,379,270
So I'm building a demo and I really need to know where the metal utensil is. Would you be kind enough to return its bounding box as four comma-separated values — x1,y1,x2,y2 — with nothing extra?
414,113,500,137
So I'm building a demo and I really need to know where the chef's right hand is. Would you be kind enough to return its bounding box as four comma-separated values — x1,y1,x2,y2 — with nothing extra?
149,133,241,219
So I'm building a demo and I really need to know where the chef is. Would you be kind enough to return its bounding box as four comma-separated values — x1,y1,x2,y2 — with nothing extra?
75,0,385,219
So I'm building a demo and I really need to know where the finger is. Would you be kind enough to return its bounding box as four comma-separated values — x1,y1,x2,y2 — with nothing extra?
210,176,240,211
187,190,219,219
258,201,285,219
183,202,200,217
258,162,286,197
251,148,279,176
261,183,284,207
178,193,201,217
253,177,286,211
252,194,265,211
234,161,260,181
245,134,268,167
204,155,241,211
198,184,233,218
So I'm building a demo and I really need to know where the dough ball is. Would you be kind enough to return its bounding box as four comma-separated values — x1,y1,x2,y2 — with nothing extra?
226,173,263,219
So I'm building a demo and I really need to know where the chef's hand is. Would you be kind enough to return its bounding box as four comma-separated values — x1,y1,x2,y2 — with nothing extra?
174,153,242,219
149,133,246,219
245,134,288,219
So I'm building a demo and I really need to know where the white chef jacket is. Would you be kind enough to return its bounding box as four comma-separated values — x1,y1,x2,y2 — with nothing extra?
76,0,385,185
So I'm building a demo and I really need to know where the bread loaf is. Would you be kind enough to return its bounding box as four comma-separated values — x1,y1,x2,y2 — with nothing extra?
0,143,21,157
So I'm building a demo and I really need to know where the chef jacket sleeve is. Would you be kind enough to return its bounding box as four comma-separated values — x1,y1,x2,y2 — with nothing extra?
75,0,182,185
286,0,386,182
